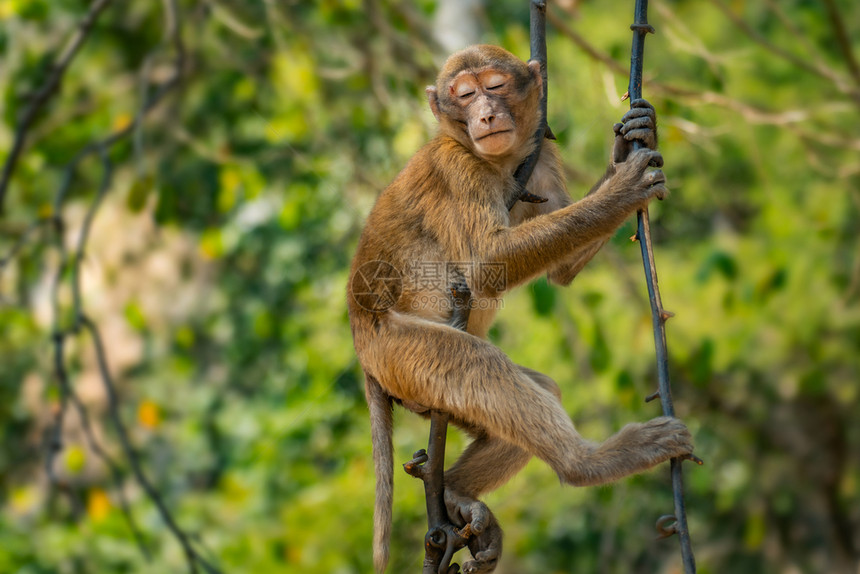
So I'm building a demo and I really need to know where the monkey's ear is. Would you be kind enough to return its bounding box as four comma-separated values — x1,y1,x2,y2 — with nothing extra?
527,60,543,98
426,86,441,122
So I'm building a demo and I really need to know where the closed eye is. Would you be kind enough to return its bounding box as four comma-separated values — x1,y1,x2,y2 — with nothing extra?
487,84,505,90
458,91,475,99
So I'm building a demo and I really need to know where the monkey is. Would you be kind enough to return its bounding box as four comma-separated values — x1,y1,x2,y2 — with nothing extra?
347,45,693,573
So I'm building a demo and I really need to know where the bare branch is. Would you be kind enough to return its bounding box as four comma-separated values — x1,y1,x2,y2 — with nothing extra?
0,0,115,214
705,0,860,105
81,315,220,574
32,1,218,572
760,0,823,66
551,5,855,138
547,10,627,75
820,0,860,86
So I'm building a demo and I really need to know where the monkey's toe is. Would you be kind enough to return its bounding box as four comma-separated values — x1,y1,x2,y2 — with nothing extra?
462,543,501,574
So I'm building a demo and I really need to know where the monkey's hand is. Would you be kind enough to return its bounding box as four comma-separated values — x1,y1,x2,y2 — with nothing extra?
444,489,502,574
612,98,658,164
448,273,472,331
609,147,668,208
632,416,694,464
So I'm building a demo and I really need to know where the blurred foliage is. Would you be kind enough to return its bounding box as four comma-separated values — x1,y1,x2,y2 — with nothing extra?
1,0,859,573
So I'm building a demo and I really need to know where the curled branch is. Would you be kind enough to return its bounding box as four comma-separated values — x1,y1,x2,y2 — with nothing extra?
0,0,115,214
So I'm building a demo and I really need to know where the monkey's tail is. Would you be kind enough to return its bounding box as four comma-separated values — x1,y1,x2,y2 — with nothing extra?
365,374,394,573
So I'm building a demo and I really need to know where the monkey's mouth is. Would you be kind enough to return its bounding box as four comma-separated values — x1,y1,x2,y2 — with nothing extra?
475,129,512,141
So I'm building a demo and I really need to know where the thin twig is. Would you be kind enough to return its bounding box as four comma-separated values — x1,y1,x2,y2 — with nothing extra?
0,219,50,271
547,10,627,75
81,315,220,574
44,145,153,560
820,0,860,87
0,0,115,214
552,4,852,133
705,0,860,105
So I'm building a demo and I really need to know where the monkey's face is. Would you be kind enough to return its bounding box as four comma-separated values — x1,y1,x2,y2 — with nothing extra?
428,45,542,162
448,69,519,157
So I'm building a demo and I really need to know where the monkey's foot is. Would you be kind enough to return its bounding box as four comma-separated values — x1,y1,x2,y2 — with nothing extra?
403,449,429,478
444,490,502,574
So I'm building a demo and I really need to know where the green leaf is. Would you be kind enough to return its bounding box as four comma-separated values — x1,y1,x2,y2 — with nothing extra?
530,277,556,316
126,175,153,213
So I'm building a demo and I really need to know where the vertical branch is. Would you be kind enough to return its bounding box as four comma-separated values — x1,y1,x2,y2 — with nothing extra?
44,146,152,559
820,0,860,86
508,0,550,210
418,411,454,574
626,2,699,573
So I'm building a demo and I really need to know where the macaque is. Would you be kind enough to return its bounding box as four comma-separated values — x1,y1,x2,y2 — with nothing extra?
347,44,692,573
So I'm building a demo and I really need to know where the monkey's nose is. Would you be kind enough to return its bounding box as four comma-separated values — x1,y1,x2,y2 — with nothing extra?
480,114,495,125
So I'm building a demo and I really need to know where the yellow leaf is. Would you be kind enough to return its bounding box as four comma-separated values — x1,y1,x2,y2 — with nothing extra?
87,488,112,522
199,228,223,260
65,445,86,474
218,167,242,213
138,400,161,429
113,113,133,132
285,544,302,563
744,509,766,549
0,1,14,20
10,486,37,516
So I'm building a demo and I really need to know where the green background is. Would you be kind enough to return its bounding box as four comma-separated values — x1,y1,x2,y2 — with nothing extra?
1,1,858,572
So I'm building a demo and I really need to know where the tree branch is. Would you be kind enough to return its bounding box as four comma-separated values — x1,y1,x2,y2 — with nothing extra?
30,2,217,572
705,0,860,105
820,0,860,87
0,0,115,214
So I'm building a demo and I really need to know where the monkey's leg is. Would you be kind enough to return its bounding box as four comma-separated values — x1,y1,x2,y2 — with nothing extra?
363,315,582,473
439,366,560,573
440,435,520,574
445,365,561,497
362,313,693,487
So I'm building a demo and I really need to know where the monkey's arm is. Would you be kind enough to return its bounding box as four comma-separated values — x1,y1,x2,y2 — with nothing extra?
481,148,666,290
514,100,662,285
509,144,610,286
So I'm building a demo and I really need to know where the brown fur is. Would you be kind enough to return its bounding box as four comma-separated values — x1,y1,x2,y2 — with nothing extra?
347,45,691,573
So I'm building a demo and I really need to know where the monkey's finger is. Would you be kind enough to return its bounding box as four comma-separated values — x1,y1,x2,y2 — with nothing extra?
621,105,656,125
646,170,669,200
622,128,657,151
645,169,666,185
647,151,664,168
621,107,655,123
624,132,657,152
613,122,624,136
629,98,654,110
630,148,663,170
620,116,653,134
